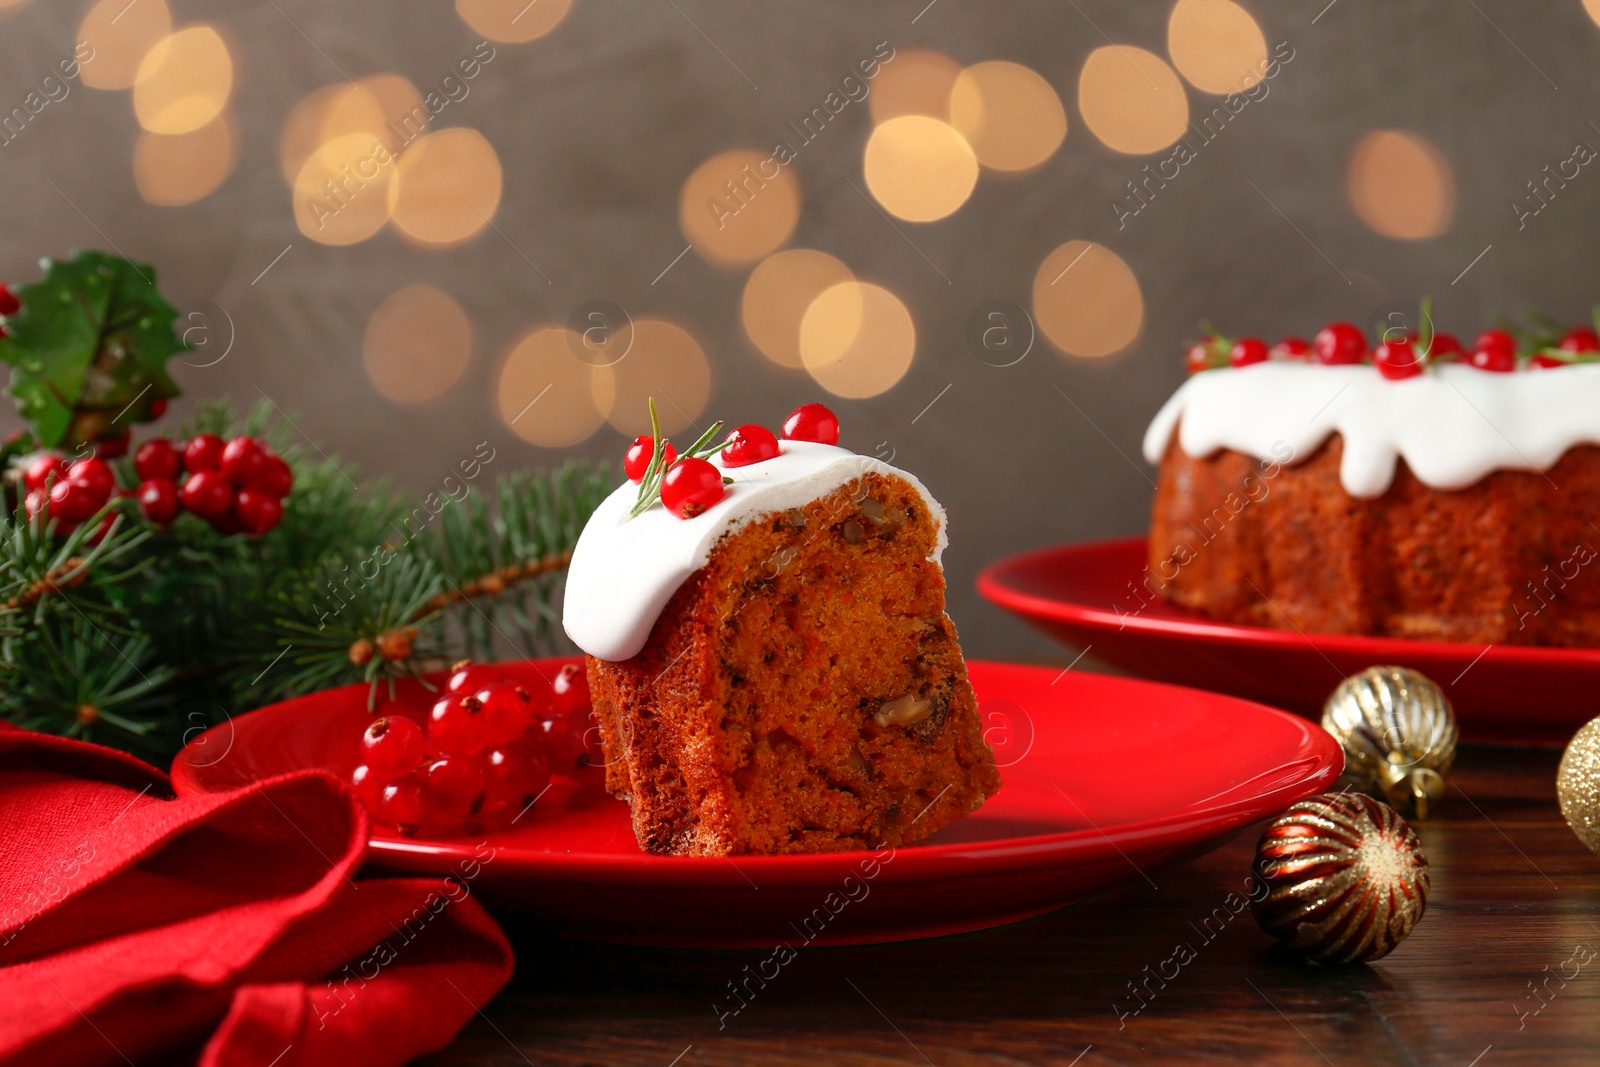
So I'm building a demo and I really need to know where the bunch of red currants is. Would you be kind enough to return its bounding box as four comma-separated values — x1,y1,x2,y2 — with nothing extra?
23,432,293,536
352,660,603,835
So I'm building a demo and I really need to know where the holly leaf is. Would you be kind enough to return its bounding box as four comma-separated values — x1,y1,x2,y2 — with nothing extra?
0,251,186,447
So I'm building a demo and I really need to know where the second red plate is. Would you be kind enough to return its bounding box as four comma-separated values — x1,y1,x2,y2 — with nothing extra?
979,536,1600,744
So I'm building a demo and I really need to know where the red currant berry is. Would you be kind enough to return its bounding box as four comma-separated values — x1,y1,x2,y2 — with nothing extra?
23,488,47,522
721,424,781,467
539,712,589,775
481,741,552,819
95,430,130,460
429,694,490,756
374,776,429,834
476,681,541,746
48,478,98,522
781,403,840,445
135,439,182,481
235,488,284,534
1467,346,1516,372
67,457,114,502
23,453,64,492
1313,322,1366,365
361,715,427,778
350,764,385,808
549,662,588,717
249,455,293,499
221,436,267,485
1421,332,1463,361
137,478,180,523
181,469,234,519
183,434,225,473
0,284,20,317
1373,338,1423,380
660,458,725,519
150,398,168,420
1229,337,1269,368
1531,353,1568,369
1560,327,1600,354
539,774,580,815
624,436,678,482
1270,337,1312,361
424,755,487,819
576,713,607,776
1185,343,1213,374
447,661,502,694
1472,329,1517,362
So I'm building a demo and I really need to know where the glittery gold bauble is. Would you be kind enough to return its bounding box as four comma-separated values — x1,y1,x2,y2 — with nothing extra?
1252,792,1429,964
1557,716,1600,854
1322,666,1457,819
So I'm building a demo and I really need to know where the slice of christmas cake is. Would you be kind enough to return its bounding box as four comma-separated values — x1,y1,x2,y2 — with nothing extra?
563,402,1000,855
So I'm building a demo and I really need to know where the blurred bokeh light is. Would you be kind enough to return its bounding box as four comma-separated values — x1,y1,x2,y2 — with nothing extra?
800,282,915,399
364,284,473,404
863,115,979,222
293,132,394,245
742,249,857,370
456,0,574,43
868,49,961,125
592,320,712,435
949,60,1067,173
134,112,236,205
325,75,426,146
1167,0,1269,94
388,127,504,246
1347,129,1456,240
279,85,347,185
1033,240,1144,357
1077,45,1188,155
680,148,801,267
498,327,604,447
78,0,171,91
133,25,233,135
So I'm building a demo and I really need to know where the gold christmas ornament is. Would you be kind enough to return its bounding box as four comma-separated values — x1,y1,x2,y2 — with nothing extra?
1557,715,1600,854
1252,792,1429,964
1321,665,1457,818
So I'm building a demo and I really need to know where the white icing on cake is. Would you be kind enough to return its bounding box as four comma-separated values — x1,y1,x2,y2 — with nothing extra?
563,441,947,662
1143,361,1600,498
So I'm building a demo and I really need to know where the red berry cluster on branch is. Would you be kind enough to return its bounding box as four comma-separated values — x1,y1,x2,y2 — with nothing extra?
351,661,603,836
1187,314,1600,378
17,431,294,538
135,433,293,534
625,401,840,521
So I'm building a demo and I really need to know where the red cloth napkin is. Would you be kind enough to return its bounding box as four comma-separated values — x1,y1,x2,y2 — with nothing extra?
0,730,513,1067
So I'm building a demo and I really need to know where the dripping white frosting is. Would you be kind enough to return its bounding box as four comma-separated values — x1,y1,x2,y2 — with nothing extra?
1144,361,1600,498
563,440,947,662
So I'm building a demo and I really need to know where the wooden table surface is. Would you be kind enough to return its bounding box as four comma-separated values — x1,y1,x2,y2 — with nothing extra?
423,744,1600,1067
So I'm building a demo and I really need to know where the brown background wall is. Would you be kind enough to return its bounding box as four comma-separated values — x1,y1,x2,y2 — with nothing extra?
0,0,1595,663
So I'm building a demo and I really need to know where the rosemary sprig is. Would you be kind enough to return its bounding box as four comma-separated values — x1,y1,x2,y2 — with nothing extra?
1415,295,1435,359
628,398,729,519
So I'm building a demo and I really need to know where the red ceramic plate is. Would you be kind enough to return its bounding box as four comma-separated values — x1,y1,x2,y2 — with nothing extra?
979,536,1600,745
172,656,1339,947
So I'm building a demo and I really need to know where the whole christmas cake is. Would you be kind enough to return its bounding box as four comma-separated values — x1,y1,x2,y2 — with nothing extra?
1143,321,1600,645
563,403,1000,856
